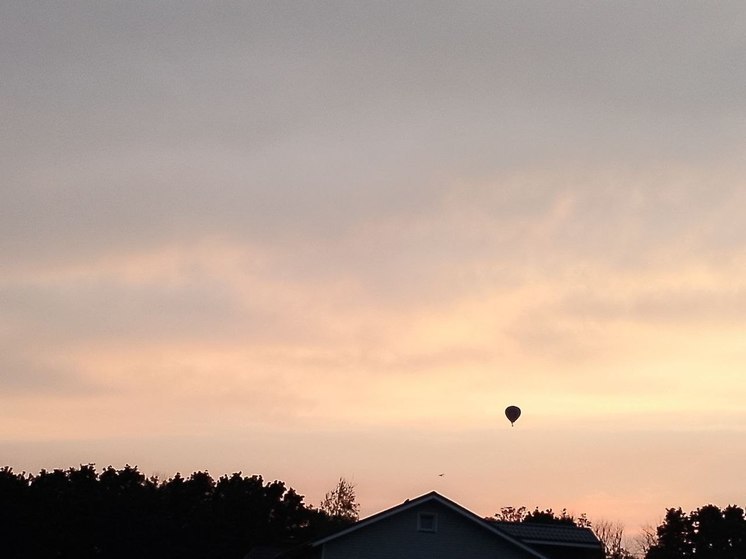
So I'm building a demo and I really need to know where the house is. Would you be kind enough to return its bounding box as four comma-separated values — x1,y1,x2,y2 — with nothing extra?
270,491,604,559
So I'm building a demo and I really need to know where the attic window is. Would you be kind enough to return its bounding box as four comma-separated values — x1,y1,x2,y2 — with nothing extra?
417,512,438,532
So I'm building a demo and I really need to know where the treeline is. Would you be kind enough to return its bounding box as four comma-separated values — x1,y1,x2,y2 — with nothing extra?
3,464,746,559
0,464,349,559
645,504,746,559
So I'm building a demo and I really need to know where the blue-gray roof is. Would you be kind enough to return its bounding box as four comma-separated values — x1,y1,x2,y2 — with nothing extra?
491,521,601,546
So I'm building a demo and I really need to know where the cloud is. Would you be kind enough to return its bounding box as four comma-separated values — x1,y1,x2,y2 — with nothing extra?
3,161,746,408
0,352,97,396
561,286,746,326
3,2,745,272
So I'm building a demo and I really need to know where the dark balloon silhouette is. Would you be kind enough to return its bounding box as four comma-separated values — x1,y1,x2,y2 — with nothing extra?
505,405,521,426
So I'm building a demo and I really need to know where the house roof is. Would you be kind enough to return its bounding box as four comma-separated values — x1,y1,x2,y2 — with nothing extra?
492,522,602,548
311,491,552,559
245,545,286,559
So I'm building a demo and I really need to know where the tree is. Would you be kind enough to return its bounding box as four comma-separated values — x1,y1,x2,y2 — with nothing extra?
0,464,331,559
641,504,746,559
721,505,746,557
0,467,31,557
319,477,360,522
632,524,658,558
491,505,590,527
493,506,528,523
690,504,746,559
593,519,635,559
524,507,590,527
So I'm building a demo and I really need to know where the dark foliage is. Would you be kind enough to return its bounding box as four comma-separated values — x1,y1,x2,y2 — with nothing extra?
524,507,591,527
0,465,348,559
491,505,590,528
646,504,746,559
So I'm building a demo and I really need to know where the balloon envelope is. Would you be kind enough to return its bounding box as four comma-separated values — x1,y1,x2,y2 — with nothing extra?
505,405,521,426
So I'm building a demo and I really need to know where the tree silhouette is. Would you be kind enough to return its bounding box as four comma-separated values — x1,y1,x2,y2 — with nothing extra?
645,504,746,559
0,465,325,559
493,506,528,523
593,519,635,559
0,467,31,557
491,505,590,528
319,477,360,523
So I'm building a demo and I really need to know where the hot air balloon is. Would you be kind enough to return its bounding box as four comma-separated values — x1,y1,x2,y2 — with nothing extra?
505,405,521,426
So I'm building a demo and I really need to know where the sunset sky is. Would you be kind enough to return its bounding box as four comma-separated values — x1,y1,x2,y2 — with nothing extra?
2,1,746,540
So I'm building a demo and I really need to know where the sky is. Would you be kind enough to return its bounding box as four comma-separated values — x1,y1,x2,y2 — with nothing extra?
2,0,746,542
